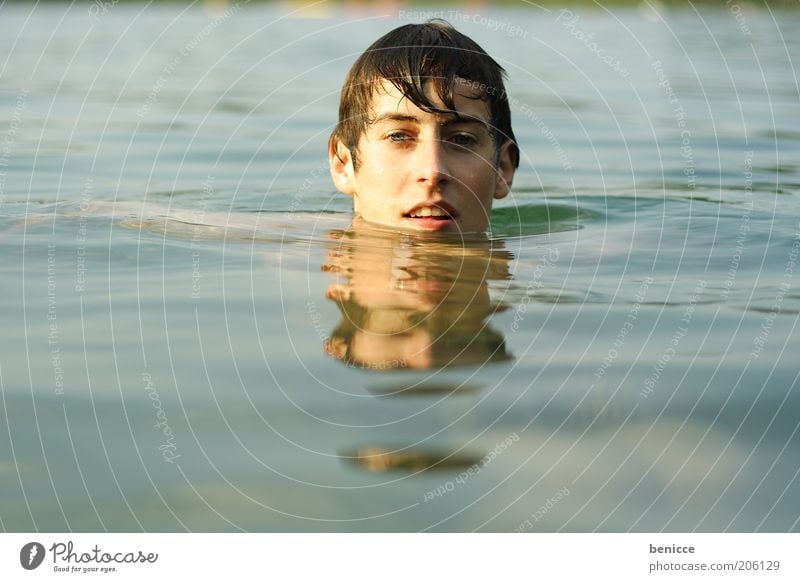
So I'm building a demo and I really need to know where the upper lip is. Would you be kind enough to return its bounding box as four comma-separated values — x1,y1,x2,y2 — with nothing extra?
404,201,458,220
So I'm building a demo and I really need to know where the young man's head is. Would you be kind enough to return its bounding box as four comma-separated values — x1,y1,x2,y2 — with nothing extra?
329,20,519,234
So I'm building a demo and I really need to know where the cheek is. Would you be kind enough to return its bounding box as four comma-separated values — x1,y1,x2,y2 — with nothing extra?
360,149,395,180
361,139,392,163
463,166,496,199
461,155,494,181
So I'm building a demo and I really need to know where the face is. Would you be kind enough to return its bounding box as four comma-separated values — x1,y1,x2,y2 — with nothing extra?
330,79,515,234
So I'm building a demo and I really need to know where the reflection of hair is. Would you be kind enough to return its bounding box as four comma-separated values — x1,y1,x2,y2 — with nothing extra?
331,20,519,170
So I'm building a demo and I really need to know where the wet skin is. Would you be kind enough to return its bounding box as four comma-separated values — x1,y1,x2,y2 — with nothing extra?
329,79,515,234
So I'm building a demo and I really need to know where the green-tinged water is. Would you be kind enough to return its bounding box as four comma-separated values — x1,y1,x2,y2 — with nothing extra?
1,2,799,532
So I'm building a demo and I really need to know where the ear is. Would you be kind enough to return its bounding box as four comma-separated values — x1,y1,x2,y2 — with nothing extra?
328,136,357,196
325,283,351,302
323,336,348,361
493,140,516,200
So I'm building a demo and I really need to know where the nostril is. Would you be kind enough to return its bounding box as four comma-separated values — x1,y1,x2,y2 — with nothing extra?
417,168,447,186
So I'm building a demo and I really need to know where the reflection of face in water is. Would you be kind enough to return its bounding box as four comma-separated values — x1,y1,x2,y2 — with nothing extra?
323,222,514,370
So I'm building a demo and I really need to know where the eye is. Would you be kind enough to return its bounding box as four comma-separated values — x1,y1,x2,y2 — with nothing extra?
449,133,478,147
387,131,412,143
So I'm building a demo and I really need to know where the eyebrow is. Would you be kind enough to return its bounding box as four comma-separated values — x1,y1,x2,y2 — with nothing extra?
370,112,490,130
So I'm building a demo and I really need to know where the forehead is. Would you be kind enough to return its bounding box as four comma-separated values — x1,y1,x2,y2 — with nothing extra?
368,78,491,123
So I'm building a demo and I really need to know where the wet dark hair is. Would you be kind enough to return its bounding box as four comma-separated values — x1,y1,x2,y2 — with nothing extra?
331,20,519,170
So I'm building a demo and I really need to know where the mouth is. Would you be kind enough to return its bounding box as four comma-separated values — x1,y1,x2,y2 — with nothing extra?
403,203,458,230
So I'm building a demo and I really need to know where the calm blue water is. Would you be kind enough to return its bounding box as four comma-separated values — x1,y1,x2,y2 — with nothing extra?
1,2,799,532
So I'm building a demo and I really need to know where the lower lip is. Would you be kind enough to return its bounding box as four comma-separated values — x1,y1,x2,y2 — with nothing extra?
403,217,456,231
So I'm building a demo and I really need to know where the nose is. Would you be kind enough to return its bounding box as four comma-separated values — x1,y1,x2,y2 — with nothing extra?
413,137,448,187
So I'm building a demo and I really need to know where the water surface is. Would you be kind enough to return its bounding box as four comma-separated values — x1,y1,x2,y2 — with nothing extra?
1,2,799,532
